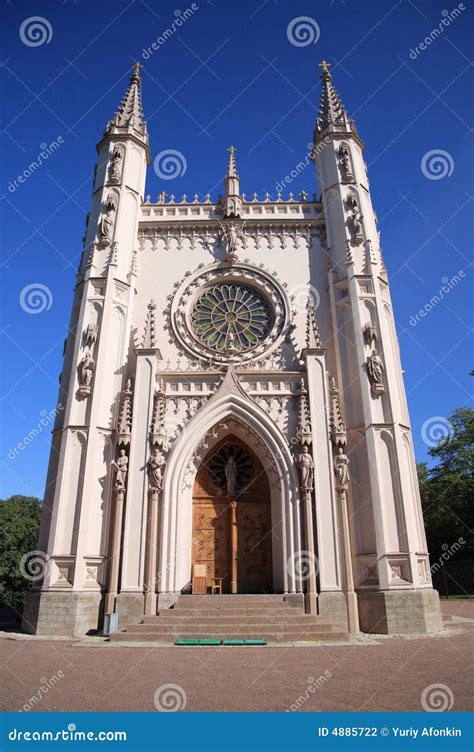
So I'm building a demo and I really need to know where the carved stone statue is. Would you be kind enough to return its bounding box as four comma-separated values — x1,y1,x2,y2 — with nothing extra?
147,449,166,491
347,194,363,240
112,449,128,489
297,445,315,493
339,144,351,176
220,221,243,264
225,456,237,497
367,349,384,389
97,199,116,246
109,148,122,183
79,350,95,389
334,446,350,490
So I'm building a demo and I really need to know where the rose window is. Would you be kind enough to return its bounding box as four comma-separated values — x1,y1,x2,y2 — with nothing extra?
191,284,272,353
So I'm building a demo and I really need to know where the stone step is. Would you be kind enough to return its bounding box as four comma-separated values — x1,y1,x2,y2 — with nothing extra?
110,629,348,643
150,608,303,620
120,623,337,636
173,595,288,605
143,615,325,626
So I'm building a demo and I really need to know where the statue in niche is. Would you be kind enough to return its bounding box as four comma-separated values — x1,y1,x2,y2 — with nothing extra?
109,147,123,184
225,456,237,497
334,446,350,490
339,144,351,177
347,193,363,240
112,449,128,489
367,349,384,389
79,350,95,389
147,449,166,491
97,198,116,246
297,445,315,493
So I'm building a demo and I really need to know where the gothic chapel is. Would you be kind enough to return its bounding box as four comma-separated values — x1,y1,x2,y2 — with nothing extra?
24,62,442,640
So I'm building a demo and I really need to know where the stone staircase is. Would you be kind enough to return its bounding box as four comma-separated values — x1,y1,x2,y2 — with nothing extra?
110,594,349,643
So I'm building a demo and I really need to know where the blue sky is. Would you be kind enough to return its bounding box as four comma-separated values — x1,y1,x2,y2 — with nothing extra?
1,0,472,498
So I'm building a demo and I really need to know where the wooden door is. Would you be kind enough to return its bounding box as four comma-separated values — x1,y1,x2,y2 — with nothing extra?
192,437,272,594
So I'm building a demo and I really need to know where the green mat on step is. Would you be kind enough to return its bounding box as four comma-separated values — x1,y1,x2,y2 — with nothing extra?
222,639,267,646
175,638,220,646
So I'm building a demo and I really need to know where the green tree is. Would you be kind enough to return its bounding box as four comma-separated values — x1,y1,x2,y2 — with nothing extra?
418,407,474,564
0,495,42,609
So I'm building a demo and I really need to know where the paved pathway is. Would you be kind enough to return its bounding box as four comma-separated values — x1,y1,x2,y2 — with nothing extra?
1,599,472,712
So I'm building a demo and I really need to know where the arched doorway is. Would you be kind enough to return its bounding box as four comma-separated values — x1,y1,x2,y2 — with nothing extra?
192,436,273,594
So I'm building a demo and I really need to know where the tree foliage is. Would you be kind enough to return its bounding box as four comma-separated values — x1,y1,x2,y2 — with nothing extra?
0,495,42,608
418,407,474,564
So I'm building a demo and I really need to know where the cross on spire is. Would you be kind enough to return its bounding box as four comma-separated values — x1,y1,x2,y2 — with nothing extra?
318,59,332,75
132,61,143,79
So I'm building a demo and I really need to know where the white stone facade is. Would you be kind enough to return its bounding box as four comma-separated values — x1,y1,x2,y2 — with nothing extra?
23,63,442,637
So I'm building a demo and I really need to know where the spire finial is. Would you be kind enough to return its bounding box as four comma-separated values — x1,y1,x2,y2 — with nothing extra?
132,62,143,79
318,59,332,76
227,145,238,178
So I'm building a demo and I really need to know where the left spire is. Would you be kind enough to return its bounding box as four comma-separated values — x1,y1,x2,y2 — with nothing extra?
104,62,148,144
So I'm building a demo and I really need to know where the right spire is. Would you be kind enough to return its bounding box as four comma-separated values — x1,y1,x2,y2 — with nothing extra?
314,60,357,143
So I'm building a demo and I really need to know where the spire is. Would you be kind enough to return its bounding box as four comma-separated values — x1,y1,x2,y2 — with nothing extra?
312,60,358,148
305,302,322,349
227,145,238,178
142,300,157,348
222,145,242,218
105,63,148,143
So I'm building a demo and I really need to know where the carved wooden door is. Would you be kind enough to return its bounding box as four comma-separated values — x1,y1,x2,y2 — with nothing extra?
237,501,272,593
192,502,231,592
192,437,272,594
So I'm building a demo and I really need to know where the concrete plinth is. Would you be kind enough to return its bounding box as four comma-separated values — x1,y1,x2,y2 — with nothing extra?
22,591,103,637
115,591,145,629
317,591,350,631
357,588,443,634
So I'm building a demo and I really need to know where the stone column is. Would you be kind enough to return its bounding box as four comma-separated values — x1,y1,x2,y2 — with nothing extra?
230,501,238,594
144,488,159,615
104,485,125,614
